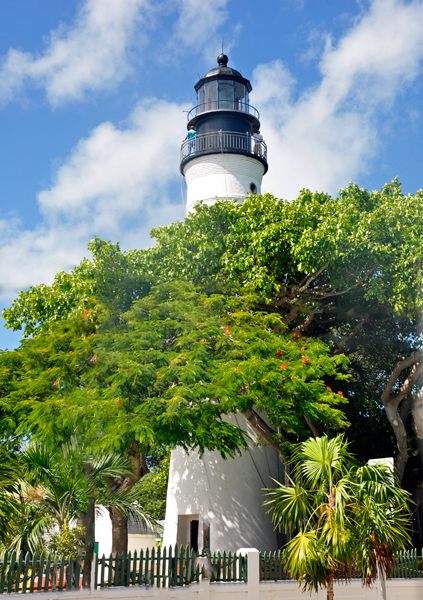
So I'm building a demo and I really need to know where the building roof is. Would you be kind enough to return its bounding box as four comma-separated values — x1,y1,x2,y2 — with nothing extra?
127,516,163,536
204,54,243,79
194,55,252,93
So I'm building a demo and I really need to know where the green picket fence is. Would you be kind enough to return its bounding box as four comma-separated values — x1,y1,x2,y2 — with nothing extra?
94,545,248,589
260,548,423,582
260,551,294,581
0,546,420,593
0,550,87,593
391,548,423,578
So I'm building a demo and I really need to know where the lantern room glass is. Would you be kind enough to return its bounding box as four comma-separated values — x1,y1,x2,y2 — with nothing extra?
219,81,234,109
197,80,249,113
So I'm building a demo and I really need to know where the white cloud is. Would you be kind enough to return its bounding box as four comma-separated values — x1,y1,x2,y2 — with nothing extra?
0,0,235,106
254,0,423,199
0,0,149,106
167,0,230,61
0,99,187,293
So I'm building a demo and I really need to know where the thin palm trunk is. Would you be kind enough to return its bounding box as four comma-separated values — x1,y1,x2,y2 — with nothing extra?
327,572,334,599
78,497,95,587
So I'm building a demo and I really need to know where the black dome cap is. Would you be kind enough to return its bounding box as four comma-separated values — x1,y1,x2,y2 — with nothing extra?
217,53,229,66
195,54,251,92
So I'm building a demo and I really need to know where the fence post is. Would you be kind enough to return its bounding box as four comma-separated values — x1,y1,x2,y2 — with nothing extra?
237,548,259,600
90,554,96,592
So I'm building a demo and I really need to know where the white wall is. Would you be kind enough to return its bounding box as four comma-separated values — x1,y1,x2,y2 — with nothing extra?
96,508,113,557
183,154,265,214
163,414,284,553
10,577,423,600
96,508,157,557
128,535,157,554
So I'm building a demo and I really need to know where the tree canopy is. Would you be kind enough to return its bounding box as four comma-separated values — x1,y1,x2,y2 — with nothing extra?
3,179,423,545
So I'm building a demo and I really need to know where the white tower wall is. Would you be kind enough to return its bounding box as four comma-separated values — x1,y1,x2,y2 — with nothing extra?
183,154,265,214
163,413,284,553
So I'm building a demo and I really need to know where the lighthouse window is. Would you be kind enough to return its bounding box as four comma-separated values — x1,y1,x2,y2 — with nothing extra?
219,81,234,109
197,85,206,113
235,82,248,112
250,182,258,194
204,81,217,111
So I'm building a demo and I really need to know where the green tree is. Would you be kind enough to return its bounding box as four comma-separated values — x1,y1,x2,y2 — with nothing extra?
265,435,411,600
47,521,84,559
134,452,170,520
5,181,423,538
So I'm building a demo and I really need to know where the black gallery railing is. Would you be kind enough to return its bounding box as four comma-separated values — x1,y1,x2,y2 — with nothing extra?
181,131,267,162
186,103,260,122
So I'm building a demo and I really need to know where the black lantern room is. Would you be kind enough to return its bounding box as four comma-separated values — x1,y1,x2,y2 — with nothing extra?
180,54,268,173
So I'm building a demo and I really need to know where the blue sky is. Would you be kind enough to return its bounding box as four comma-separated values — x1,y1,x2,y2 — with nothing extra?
1,0,423,349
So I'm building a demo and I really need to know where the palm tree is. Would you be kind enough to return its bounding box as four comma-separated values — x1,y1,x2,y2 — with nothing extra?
0,454,22,547
10,439,153,558
264,435,411,600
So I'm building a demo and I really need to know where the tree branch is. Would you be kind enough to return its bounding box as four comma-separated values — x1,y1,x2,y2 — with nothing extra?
298,266,327,292
240,408,287,463
334,314,370,354
304,416,322,438
381,351,421,405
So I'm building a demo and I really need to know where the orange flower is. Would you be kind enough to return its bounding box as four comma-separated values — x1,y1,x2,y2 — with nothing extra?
338,391,344,397
280,363,288,369
327,386,332,391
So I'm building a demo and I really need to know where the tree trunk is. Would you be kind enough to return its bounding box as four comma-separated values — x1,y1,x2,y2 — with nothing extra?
110,507,128,555
411,390,423,464
109,443,148,555
380,351,423,483
384,397,409,483
327,572,334,599
78,498,95,587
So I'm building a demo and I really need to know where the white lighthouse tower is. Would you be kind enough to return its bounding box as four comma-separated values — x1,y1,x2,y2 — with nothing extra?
163,57,282,554
180,53,268,214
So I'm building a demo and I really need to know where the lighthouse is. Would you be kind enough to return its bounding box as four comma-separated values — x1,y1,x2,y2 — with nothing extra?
163,57,282,554
181,54,268,213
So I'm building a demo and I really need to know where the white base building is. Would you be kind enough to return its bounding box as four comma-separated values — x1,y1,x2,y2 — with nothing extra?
163,415,284,553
